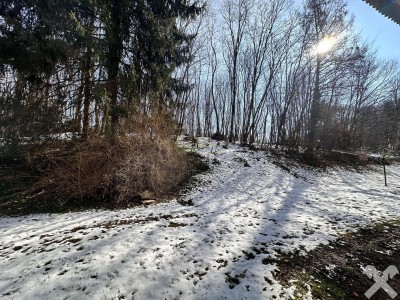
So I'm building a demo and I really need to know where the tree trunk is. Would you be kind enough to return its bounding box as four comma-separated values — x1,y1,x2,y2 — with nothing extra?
106,1,123,138
82,48,93,139
308,54,321,150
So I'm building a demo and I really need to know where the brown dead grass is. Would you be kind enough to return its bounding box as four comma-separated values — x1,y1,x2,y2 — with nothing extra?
31,135,188,207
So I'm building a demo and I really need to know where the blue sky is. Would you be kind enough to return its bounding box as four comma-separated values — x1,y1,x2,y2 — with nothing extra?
346,0,400,60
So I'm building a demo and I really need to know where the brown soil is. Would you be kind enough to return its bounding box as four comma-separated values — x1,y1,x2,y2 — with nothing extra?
276,221,400,300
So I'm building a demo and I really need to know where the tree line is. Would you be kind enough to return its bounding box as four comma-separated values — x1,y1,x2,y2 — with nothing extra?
0,0,399,155
176,0,400,152
0,0,204,152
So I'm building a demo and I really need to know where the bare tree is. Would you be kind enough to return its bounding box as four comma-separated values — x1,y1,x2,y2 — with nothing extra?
301,0,348,149
221,0,253,142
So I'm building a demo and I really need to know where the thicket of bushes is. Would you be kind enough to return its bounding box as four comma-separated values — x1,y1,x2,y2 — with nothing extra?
0,115,196,214
30,136,187,207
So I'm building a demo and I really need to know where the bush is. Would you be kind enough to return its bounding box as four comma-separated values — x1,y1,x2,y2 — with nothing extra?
33,135,188,207
211,132,226,141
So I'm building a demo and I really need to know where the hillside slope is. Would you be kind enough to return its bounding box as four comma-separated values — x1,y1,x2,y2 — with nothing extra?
1,141,400,299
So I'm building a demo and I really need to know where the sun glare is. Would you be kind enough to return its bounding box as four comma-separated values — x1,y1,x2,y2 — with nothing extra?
316,35,337,54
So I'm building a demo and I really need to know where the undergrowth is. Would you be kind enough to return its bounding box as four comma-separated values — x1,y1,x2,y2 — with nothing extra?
0,137,209,216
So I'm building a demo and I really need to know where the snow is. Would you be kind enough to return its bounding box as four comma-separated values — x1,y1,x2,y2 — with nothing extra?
1,139,400,299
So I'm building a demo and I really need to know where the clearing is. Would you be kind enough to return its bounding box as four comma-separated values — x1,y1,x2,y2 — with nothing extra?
1,140,400,299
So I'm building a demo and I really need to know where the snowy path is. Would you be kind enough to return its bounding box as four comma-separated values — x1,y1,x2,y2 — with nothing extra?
1,143,400,299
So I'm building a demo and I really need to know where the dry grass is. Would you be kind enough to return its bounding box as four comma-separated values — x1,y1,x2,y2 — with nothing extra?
32,134,188,207
0,113,202,214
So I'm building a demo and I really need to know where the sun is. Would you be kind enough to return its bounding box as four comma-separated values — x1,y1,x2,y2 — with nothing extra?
316,35,337,54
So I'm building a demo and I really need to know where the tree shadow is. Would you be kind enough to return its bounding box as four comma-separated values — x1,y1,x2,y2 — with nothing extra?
1,152,400,299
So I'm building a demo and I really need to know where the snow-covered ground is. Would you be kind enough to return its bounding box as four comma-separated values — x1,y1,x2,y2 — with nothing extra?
1,140,400,299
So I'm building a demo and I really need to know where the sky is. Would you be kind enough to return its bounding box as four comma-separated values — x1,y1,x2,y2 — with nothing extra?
346,0,400,60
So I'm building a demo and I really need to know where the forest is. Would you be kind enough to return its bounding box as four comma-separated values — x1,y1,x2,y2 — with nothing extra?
178,0,400,151
2,1,400,299
0,0,399,207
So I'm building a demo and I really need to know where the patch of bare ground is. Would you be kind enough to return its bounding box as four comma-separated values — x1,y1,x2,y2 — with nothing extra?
276,220,400,300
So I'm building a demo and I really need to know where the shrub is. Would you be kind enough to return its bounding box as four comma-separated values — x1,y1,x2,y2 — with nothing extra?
33,135,188,207
211,132,226,141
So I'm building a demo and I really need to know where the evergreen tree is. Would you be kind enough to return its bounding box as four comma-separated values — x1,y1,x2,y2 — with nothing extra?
0,0,205,144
